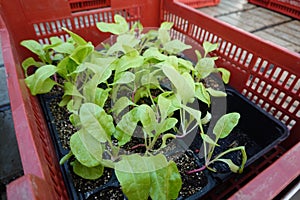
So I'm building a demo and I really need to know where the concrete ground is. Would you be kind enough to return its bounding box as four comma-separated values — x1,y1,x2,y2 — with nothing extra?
0,0,299,199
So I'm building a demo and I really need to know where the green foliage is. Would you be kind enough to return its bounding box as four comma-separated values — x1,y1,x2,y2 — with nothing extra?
21,14,247,200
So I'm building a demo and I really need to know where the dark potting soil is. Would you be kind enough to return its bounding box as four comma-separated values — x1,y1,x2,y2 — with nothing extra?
84,151,209,200
49,96,75,150
87,187,125,200
209,128,262,173
47,95,210,199
70,161,113,193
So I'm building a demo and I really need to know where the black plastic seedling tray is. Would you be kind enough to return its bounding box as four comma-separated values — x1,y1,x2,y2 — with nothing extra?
38,85,289,200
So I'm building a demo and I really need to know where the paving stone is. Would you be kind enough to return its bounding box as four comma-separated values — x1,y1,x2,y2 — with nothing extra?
0,68,9,106
0,37,3,66
0,109,23,182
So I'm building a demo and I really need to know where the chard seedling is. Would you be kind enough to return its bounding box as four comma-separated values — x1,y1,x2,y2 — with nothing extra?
21,14,247,200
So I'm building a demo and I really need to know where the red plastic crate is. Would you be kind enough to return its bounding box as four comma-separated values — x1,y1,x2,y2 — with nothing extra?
1,0,299,199
68,0,111,12
248,0,300,19
176,0,220,8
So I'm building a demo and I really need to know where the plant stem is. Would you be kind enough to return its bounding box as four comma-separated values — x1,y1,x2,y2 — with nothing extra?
186,165,206,174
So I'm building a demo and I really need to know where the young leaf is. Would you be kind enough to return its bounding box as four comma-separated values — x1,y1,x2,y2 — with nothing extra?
195,57,217,79
80,103,115,143
195,82,211,106
111,96,136,116
20,40,47,62
24,65,58,95
203,41,218,56
63,82,85,99
200,133,220,146
160,22,174,30
163,39,192,55
162,65,195,104
143,47,168,61
21,57,44,77
71,159,104,180
138,104,157,133
114,71,135,85
114,107,139,145
52,42,75,54
70,129,103,167
158,93,180,120
115,154,181,200
94,88,110,108
115,154,152,200
69,43,94,64
216,159,241,173
62,27,87,45
213,112,240,139
206,88,227,97
217,68,230,84
96,14,129,35
149,160,182,200
212,146,247,173
156,118,178,134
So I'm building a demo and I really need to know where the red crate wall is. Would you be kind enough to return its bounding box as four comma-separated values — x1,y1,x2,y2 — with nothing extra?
248,0,300,19
68,0,111,12
176,0,220,8
1,0,299,199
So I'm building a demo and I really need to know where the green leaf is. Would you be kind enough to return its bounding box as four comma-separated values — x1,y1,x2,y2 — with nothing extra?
162,65,195,104
213,146,247,173
24,65,58,95
21,57,44,76
114,107,139,145
71,159,104,180
20,40,46,62
56,57,77,78
70,129,103,167
163,39,192,55
62,28,87,45
195,82,211,106
201,133,220,146
63,82,85,99
114,71,135,85
195,57,217,79
106,34,140,55
216,159,240,173
181,104,202,126
158,22,173,44
217,68,230,84
206,88,227,97
115,154,181,200
70,43,94,64
52,42,75,54
149,160,182,200
115,154,151,200
160,22,174,30
115,53,144,73
213,113,240,139
157,118,178,134
59,95,72,107
203,41,218,55
138,104,157,133
111,96,136,116
94,88,110,107
80,103,115,143
96,14,129,35
143,47,168,61
158,93,180,120
69,113,81,127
